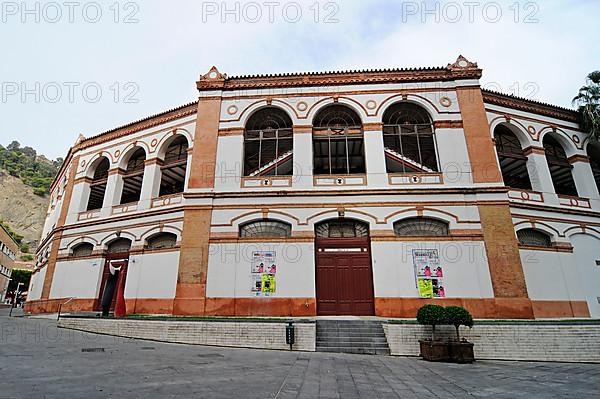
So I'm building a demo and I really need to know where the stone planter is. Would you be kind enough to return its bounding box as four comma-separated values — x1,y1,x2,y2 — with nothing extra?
449,341,475,363
419,340,450,362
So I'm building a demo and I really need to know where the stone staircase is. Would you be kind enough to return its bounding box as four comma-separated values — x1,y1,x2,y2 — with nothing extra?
316,320,390,355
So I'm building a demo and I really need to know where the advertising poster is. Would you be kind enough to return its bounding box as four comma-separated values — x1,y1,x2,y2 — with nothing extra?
412,249,445,298
251,251,277,296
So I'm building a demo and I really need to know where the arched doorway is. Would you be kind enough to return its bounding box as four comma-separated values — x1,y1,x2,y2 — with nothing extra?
96,238,132,314
315,219,374,315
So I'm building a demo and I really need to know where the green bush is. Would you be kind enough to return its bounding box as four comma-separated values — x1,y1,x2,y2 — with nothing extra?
445,306,474,341
416,304,447,340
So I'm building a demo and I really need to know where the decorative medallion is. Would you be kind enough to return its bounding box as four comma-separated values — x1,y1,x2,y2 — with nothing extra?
227,105,238,115
114,150,121,158
297,101,308,112
572,134,580,144
366,100,377,110
527,126,536,135
439,97,452,108
151,138,158,147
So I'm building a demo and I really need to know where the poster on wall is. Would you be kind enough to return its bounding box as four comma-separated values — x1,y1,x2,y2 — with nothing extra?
251,251,277,296
412,249,445,298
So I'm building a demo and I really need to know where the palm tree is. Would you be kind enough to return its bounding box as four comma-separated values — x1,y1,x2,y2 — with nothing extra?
573,71,600,142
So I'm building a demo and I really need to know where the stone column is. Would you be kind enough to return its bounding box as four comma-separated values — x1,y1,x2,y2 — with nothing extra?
524,147,558,202
292,125,313,189
363,123,387,188
138,159,162,210
100,169,123,218
569,154,600,199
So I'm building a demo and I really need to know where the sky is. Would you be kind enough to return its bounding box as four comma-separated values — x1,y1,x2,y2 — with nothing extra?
1,0,599,160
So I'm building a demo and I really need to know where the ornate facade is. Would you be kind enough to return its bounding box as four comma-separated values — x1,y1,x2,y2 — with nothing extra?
26,56,600,319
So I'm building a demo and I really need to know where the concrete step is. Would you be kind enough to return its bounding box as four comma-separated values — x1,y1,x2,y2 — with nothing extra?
317,339,389,346
317,346,391,355
315,320,390,356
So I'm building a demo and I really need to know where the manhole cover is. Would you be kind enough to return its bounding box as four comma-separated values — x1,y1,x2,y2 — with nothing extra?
81,348,105,353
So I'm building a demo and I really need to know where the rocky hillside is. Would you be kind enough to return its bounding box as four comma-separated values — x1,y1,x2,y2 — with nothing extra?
0,171,49,248
0,141,62,250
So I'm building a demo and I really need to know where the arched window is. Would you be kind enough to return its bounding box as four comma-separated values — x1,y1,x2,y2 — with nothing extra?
244,107,293,176
494,125,532,190
517,228,552,247
159,136,188,197
71,242,94,257
393,217,449,237
120,148,146,204
313,105,365,175
543,135,578,196
86,157,110,211
587,142,600,193
383,103,438,173
107,238,132,254
315,219,369,238
239,219,292,238
146,232,177,249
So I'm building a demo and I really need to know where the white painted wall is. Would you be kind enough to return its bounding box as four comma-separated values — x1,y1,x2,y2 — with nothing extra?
520,250,586,302
49,258,103,299
28,267,46,301
372,241,494,298
124,252,179,299
571,234,600,318
206,243,315,298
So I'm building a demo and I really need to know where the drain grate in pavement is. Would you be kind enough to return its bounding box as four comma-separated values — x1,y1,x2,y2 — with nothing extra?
81,348,105,353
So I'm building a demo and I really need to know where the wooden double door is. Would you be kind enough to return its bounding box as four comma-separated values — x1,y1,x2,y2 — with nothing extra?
315,237,375,316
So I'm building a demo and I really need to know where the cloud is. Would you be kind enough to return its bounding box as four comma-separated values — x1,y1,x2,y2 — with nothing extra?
0,0,598,159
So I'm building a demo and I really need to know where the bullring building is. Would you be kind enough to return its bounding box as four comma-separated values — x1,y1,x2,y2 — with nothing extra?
26,56,600,319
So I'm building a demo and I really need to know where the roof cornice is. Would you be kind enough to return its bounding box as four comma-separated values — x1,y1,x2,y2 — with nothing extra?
197,56,483,91
76,101,198,151
482,89,579,124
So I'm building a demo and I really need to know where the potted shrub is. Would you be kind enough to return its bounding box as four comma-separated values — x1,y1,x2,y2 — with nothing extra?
416,304,449,361
445,306,475,363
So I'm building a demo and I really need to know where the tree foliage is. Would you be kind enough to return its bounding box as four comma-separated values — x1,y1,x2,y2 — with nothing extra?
573,71,600,141
7,269,32,296
416,304,447,340
445,306,474,341
0,141,63,196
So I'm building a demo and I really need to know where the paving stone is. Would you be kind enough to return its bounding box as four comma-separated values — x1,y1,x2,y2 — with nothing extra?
1,309,599,398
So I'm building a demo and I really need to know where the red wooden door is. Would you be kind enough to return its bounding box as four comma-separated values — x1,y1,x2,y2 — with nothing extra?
96,257,129,311
315,237,375,315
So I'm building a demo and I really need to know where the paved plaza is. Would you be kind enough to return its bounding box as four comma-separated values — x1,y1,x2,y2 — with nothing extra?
1,309,598,398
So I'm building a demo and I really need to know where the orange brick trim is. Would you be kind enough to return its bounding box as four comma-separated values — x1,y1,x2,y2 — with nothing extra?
188,98,222,188
218,127,245,136
41,156,80,299
478,203,530,300
204,297,316,317
25,298,96,314
125,298,174,315
531,300,590,318
174,208,213,315
363,122,383,131
434,120,463,129
456,87,504,183
568,154,590,164
374,297,535,319
523,146,546,156
293,125,313,134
